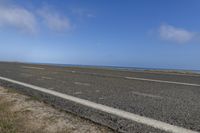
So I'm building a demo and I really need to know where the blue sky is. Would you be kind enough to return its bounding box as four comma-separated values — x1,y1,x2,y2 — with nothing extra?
0,0,200,70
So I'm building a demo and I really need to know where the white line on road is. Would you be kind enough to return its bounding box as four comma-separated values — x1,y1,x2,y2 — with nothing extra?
131,91,163,99
74,82,90,86
0,76,198,133
125,77,200,87
21,66,45,70
142,71,200,77
74,91,82,95
41,76,53,80
20,73,32,77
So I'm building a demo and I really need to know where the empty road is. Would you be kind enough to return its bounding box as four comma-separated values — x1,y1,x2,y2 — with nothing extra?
0,62,200,133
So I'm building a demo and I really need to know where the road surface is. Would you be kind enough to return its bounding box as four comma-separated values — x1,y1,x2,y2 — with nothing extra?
0,62,199,133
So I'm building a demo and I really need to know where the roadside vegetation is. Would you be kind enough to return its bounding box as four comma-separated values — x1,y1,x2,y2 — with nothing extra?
0,98,21,133
0,87,113,133
0,91,68,133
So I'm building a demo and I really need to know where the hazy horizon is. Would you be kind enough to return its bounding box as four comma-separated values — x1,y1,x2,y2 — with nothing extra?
1,60,200,72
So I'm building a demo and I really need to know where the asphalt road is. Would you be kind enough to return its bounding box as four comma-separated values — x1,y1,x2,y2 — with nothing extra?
0,62,200,133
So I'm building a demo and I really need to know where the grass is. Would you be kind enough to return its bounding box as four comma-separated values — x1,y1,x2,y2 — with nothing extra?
0,87,113,133
0,94,86,133
0,98,70,133
0,97,57,133
0,98,19,133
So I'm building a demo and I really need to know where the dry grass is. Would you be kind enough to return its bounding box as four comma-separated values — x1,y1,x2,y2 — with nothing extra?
0,87,113,133
0,99,19,133
0,91,65,133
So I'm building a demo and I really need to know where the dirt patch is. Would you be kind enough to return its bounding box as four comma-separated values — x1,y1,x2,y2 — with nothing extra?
0,86,114,133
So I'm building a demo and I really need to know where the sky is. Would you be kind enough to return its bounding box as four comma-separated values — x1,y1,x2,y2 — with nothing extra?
0,0,200,70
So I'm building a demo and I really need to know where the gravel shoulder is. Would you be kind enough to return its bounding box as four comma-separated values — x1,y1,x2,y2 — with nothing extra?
0,86,114,133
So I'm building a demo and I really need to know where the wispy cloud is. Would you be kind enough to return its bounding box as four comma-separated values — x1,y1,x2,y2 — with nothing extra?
38,6,71,32
158,24,195,43
71,8,95,19
0,5,37,33
0,2,86,34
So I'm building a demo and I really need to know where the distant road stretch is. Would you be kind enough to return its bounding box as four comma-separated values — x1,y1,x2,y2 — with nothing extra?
0,62,200,133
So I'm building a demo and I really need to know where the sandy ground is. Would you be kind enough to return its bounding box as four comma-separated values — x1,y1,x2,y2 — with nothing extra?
0,86,114,133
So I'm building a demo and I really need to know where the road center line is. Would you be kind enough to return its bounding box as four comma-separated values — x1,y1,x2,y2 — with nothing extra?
65,70,200,87
41,76,53,80
21,66,45,70
0,76,198,133
20,73,32,77
74,82,90,86
131,91,163,99
125,77,200,87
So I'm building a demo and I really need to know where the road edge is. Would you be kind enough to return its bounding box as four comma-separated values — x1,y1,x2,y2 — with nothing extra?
0,76,198,133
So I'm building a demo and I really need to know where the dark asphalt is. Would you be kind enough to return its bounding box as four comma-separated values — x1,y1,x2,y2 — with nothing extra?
0,62,200,133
